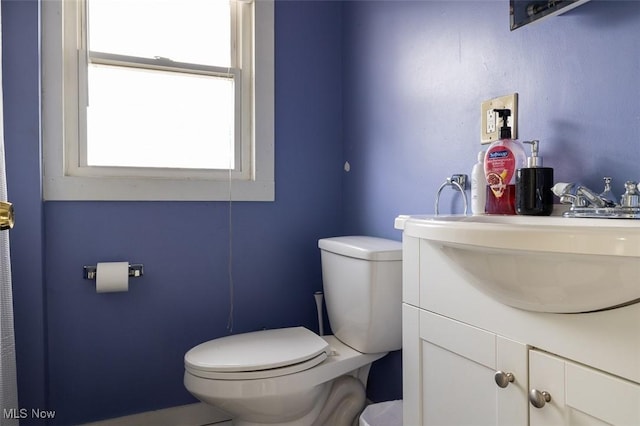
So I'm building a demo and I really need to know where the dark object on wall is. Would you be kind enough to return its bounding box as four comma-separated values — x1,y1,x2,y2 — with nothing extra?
510,0,590,30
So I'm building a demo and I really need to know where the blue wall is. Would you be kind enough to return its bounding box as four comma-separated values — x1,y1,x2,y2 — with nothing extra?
4,0,640,424
342,0,640,232
43,3,345,422
4,0,346,424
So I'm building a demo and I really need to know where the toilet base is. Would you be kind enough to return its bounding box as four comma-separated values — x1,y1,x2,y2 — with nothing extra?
217,375,366,426
311,375,366,426
230,383,331,426
186,374,331,425
184,335,386,426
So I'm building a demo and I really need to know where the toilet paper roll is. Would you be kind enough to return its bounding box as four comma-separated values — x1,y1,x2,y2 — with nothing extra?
96,262,129,293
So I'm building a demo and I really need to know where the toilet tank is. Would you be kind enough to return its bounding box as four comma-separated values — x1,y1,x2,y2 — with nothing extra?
318,236,402,354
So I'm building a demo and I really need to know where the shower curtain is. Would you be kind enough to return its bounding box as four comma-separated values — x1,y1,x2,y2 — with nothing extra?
0,7,19,426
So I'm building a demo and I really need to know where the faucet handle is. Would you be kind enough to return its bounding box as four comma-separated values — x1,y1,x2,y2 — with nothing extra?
551,182,572,198
551,182,578,205
621,181,640,208
599,177,617,205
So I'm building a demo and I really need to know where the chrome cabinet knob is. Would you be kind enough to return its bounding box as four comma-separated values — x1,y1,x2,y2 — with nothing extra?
494,371,514,388
529,389,551,408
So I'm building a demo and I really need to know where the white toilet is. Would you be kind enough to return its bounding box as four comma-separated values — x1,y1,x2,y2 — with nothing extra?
184,236,402,426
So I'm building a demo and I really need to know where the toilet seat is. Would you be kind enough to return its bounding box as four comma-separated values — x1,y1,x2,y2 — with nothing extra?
185,327,330,380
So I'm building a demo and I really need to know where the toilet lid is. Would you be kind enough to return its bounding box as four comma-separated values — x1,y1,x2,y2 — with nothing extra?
185,327,330,379
318,236,402,261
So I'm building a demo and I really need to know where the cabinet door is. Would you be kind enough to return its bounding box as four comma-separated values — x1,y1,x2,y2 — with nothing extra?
420,311,528,426
530,350,640,426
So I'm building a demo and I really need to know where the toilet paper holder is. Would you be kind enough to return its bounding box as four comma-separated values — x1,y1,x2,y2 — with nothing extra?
83,263,144,280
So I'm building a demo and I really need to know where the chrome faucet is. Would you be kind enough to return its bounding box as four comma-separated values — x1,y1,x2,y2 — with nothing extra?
552,177,640,219
551,182,616,209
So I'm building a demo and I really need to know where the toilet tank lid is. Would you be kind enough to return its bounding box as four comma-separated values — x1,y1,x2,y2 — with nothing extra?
318,236,402,261
184,327,329,373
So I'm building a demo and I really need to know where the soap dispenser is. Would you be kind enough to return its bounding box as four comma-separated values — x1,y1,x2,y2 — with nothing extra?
484,109,526,214
516,140,554,216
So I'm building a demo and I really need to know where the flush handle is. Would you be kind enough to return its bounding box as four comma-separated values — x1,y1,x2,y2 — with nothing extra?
529,389,551,408
0,201,14,231
494,371,515,388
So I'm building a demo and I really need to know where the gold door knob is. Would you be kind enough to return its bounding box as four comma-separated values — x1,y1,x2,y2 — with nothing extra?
0,201,14,230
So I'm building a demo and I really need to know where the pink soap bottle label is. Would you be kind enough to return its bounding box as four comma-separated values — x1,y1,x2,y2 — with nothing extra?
485,146,515,198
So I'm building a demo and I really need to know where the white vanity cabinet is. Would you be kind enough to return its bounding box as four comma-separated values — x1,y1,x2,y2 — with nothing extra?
529,350,640,426
399,228,640,426
408,308,529,426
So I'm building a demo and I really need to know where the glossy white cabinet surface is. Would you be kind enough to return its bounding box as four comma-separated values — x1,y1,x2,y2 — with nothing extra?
529,350,640,426
420,310,528,426
399,221,640,426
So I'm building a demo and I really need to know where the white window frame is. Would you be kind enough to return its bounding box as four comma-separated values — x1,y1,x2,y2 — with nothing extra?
42,0,274,201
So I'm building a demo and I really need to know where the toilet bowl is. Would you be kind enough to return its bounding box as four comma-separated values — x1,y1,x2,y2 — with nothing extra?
184,236,402,426
185,329,385,426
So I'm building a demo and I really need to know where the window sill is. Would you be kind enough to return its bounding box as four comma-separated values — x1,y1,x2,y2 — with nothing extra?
43,175,275,202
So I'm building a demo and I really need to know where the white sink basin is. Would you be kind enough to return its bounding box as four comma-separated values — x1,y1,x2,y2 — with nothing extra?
395,214,640,313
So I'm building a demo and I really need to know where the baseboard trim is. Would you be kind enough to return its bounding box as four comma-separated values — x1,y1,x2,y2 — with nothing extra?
81,402,231,426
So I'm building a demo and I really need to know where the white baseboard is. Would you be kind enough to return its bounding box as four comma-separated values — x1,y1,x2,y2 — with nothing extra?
81,402,231,426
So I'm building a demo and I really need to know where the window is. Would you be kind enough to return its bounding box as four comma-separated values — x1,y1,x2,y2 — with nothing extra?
42,0,274,201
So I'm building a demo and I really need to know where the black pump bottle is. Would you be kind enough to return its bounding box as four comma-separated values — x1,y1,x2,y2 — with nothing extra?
515,140,554,216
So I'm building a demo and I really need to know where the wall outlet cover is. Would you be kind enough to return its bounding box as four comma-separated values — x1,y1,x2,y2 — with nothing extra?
481,93,518,144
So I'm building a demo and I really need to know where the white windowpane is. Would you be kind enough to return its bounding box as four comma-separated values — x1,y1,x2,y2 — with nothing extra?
88,0,231,67
86,64,235,170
